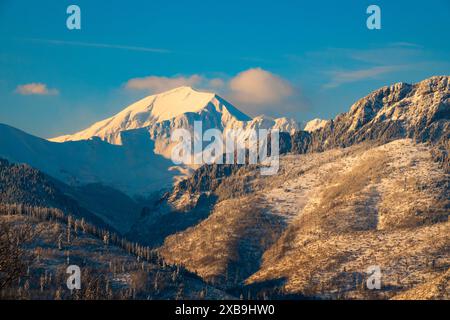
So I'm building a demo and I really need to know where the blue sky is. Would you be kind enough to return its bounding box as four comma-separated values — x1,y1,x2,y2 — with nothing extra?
0,0,449,138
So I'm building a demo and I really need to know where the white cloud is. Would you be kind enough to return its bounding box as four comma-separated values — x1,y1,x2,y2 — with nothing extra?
24,38,170,54
323,65,406,89
208,78,226,89
125,75,204,93
15,83,59,95
124,68,302,117
228,68,293,106
290,44,428,89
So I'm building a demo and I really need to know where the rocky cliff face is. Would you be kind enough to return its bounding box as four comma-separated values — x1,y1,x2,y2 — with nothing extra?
145,76,450,219
291,76,449,153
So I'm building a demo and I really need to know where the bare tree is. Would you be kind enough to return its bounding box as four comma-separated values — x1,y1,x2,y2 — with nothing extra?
0,221,34,290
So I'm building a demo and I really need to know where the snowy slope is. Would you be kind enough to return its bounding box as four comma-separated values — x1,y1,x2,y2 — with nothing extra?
0,87,298,195
303,118,328,132
159,139,449,297
51,87,252,144
0,123,179,196
51,87,299,159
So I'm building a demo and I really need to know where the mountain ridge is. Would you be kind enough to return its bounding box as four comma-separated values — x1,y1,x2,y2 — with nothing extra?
50,86,297,145
51,86,252,144
0,75,448,300
291,75,449,154
0,123,179,196
49,86,299,167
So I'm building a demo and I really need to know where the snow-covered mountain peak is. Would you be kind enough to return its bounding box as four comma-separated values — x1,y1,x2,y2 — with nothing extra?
304,118,329,132
138,86,216,119
51,86,254,144
50,85,299,146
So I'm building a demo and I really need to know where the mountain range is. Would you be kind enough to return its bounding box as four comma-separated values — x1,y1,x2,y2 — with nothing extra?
291,76,449,154
1,86,299,196
0,75,448,300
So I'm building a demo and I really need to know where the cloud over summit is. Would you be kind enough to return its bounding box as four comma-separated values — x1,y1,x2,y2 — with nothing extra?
124,68,301,117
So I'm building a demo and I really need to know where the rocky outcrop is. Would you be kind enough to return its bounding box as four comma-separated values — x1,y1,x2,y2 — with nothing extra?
291,76,449,153
303,118,329,132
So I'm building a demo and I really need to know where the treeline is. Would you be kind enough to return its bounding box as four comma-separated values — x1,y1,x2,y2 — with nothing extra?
0,203,202,281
